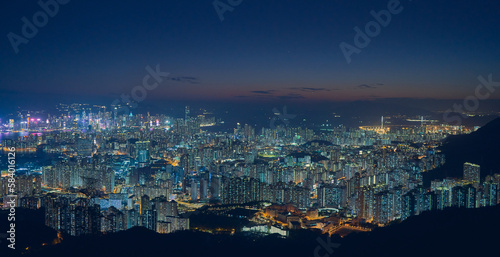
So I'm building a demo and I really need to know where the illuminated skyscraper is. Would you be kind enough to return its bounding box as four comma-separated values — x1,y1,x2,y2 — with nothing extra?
318,184,343,208
140,195,150,215
482,181,497,207
135,141,151,167
374,191,393,224
436,187,451,210
463,162,480,188
401,192,415,220
423,192,437,212
191,178,198,201
185,106,190,123
452,185,476,208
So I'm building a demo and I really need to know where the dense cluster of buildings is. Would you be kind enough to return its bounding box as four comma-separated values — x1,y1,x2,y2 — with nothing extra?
0,104,499,237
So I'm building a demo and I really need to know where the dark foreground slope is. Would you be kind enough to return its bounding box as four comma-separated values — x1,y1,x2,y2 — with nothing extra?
0,208,57,254
424,117,500,185
334,205,500,257
2,205,499,257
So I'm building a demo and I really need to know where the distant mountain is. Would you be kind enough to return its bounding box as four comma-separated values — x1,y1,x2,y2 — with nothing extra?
424,117,500,185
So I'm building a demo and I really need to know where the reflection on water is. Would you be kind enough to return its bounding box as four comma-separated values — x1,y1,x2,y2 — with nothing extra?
0,131,40,140
0,132,59,169
0,150,60,170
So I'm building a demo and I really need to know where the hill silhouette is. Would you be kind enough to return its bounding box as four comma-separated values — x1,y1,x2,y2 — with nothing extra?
19,226,324,257
3,205,499,257
0,208,57,255
424,117,500,186
334,205,500,257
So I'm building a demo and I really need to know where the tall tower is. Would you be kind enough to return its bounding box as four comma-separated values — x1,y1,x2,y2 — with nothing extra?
185,106,190,126
185,106,190,120
381,116,384,130
463,162,480,188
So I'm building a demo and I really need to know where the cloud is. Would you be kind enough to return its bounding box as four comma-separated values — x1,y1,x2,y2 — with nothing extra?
289,87,337,92
234,92,305,100
251,90,276,94
358,84,376,89
357,83,384,89
167,76,200,84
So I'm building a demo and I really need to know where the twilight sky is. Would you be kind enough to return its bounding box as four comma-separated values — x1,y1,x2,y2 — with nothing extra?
1,0,500,110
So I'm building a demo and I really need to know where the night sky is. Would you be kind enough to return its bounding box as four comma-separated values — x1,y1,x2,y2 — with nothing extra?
1,0,500,112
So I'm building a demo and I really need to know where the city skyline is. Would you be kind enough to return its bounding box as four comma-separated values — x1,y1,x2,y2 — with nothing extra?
2,1,500,256
1,103,500,257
